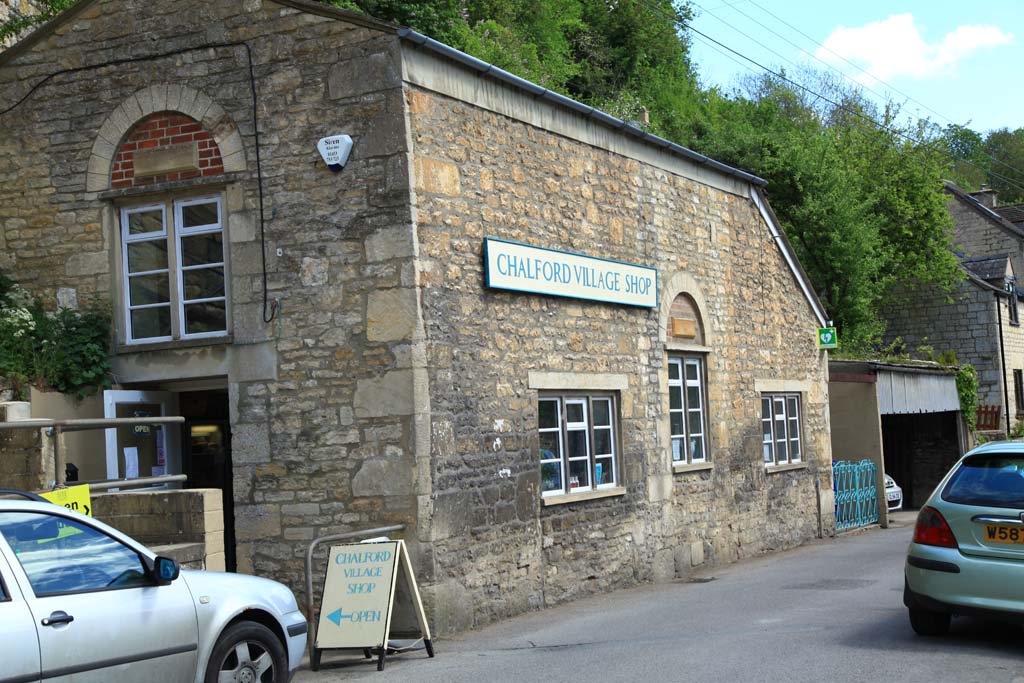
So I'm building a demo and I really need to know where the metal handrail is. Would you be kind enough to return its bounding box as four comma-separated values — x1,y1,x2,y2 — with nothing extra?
0,416,186,487
0,417,186,431
305,524,406,663
85,474,188,492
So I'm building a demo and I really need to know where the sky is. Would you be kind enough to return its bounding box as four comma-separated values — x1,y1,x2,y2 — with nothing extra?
688,0,1024,133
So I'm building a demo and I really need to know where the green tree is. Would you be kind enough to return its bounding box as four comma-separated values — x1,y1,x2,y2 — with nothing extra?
687,72,961,349
981,128,1024,204
943,124,987,190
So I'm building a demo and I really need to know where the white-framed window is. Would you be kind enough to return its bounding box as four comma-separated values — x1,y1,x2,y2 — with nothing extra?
120,195,227,343
539,394,619,496
762,393,801,466
668,355,707,464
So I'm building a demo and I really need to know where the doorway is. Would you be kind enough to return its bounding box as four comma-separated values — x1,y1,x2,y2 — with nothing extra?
881,411,961,509
103,390,181,480
180,390,236,572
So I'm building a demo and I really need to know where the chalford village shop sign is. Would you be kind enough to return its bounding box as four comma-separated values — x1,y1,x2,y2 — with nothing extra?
484,237,658,308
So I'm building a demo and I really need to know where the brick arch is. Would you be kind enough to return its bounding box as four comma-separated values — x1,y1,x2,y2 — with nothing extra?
109,112,225,189
658,271,712,347
86,84,246,192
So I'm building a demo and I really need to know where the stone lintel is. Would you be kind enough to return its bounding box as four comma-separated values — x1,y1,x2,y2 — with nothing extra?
527,371,629,391
133,142,200,178
754,378,811,394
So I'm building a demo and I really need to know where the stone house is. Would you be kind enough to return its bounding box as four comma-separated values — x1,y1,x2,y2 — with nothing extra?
884,181,1024,436
0,0,833,632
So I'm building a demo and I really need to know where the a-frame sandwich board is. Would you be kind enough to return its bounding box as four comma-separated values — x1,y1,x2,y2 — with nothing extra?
312,539,433,671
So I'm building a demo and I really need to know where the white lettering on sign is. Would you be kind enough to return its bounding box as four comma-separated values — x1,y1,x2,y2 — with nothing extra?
484,238,657,308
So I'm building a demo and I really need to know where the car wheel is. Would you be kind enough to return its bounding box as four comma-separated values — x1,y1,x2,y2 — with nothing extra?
205,621,287,683
909,607,951,636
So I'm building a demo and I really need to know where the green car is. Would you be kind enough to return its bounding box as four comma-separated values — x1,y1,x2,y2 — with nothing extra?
905,441,1024,635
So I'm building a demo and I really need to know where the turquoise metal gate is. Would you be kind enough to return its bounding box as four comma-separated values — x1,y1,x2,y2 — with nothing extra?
833,460,879,531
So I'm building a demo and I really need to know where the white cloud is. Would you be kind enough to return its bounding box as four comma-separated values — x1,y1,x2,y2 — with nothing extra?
815,14,1013,83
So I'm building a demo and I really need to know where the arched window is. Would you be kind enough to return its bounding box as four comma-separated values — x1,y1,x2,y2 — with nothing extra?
113,112,229,343
667,293,707,465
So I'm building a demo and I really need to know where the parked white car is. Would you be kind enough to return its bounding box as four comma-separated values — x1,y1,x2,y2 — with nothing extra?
886,474,904,512
0,492,306,682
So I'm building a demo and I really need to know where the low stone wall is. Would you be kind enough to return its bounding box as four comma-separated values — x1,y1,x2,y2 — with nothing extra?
92,488,226,571
0,401,53,491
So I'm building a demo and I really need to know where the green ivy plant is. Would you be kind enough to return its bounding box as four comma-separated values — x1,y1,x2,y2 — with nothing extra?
0,271,111,401
954,364,978,433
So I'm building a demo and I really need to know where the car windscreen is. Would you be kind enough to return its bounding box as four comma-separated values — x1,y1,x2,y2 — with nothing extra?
942,453,1024,508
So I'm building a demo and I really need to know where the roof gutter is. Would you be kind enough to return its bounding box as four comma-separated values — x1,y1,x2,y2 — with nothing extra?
397,28,767,188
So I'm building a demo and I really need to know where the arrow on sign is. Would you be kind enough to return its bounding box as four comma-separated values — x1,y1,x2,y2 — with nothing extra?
326,608,353,626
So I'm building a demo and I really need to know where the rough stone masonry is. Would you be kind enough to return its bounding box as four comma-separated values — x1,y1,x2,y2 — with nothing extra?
0,0,834,633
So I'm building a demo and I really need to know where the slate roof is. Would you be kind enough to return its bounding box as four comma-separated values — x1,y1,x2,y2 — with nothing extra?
995,204,1024,225
961,254,1011,282
944,181,1024,239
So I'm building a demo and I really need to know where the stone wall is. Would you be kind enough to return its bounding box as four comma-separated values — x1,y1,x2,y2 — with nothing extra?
883,279,1002,413
1000,297,1024,431
0,0,421,606
2,0,833,636
0,401,53,490
407,83,831,632
948,196,1024,283
92,487,225,571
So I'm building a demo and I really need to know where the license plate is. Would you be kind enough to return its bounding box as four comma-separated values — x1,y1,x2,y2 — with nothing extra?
985,524,1024,544
887,492,900,501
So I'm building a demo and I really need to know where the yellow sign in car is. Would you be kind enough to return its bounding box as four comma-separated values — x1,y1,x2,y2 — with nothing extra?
40,484,92,517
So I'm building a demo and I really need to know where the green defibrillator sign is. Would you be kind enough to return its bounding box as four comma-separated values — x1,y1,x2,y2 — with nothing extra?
818,327,838,349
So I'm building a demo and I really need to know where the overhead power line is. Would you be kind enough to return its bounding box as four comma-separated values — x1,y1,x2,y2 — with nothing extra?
737,0,1024,181
644,0,1024,195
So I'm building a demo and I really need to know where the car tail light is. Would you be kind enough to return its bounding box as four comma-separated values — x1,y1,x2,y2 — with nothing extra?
913,506,958,548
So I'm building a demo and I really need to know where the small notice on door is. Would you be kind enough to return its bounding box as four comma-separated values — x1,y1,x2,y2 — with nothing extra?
123,447,139,479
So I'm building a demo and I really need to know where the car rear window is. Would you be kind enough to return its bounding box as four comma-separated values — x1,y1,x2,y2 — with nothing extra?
942,453,1024,507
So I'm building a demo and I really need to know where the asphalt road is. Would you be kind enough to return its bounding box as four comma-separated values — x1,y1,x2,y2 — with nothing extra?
296,512,1024,682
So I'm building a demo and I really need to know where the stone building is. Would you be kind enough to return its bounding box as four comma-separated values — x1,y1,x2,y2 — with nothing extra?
884,181,1024,436
0,0,833,631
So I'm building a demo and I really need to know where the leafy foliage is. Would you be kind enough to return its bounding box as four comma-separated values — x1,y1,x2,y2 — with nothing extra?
0,275,111,401
0,0,74,44
945,125,1024,205
685,72,962,349
955,364,979,433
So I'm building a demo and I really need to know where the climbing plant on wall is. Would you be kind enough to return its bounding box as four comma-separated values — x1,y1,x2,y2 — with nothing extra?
0,271,111,401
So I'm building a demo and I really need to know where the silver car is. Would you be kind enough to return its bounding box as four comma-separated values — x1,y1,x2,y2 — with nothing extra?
904,441,1024,635
885,474,903,512
0,494,306,682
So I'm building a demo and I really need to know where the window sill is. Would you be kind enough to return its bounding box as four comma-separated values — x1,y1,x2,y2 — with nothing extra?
542,486,626,506
765,461,807,474
665,341,712,353
99,172,245,201
116,335,232,355
672,461,713,474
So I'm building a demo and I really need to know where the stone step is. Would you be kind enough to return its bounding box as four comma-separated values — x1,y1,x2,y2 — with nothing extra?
151,541,205,570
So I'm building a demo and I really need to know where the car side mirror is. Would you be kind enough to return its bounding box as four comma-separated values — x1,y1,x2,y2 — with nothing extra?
153,556,180,585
